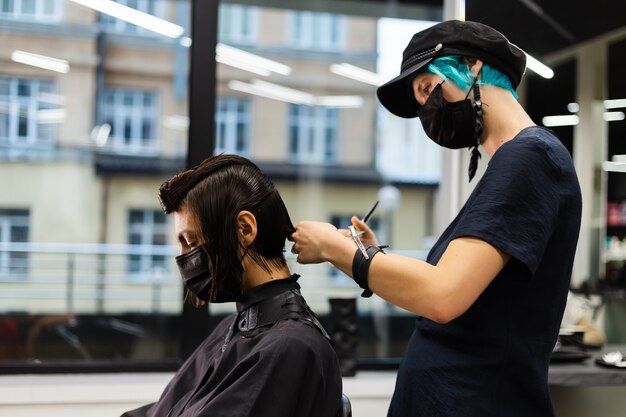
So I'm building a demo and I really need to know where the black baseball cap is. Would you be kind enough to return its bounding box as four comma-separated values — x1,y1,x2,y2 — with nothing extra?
376,20,527,118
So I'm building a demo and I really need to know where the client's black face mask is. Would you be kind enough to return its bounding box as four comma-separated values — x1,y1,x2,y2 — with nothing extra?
175,246,242,303
417,79,484,181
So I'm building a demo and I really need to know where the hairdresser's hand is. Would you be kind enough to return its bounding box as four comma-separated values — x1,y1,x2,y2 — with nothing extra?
349,216,380,247
290,221,351,264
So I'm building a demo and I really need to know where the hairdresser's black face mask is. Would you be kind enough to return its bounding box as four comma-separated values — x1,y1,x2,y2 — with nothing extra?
417,81,478,149
417,80,484,181
175,246,242,303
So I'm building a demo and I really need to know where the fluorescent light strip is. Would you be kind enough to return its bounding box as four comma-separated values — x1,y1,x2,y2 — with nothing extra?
330,63,382,86
604,111,625,122
567,102,579,113
217,55,272,76
602,161,626,173
316,96,363,108
229,80,363,108
217,43,291,75
11,50,69,73
604,98,626,109
525,53,554,79
37,108,66,123
70,0,184,38
542,114,579,127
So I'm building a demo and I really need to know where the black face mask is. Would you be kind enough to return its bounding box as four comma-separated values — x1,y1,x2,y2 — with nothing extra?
417,79,484,181
175,246,242,303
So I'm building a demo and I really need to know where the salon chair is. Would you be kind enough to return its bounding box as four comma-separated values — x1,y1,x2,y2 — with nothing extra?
339,393,352,417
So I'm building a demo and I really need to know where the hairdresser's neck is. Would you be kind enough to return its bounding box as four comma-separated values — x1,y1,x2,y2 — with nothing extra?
479,85,535,158
241,259,291,292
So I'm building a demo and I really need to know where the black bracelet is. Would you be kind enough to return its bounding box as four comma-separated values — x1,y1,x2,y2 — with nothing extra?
351,244,385,298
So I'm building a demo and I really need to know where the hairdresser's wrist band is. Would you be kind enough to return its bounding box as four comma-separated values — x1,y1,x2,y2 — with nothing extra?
351,244,385,298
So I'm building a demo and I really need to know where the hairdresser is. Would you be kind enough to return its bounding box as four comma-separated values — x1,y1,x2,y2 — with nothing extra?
290,20,582,416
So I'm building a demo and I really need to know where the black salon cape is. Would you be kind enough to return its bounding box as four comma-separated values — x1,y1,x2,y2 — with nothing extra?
121,277,342,417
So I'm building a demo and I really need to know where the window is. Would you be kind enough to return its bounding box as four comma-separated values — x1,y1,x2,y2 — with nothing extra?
291,11,344,51
101,0,165,34
215,96,250,155
102,89,158,154
289,104,338,163
0,77,57,148
218,3,257,44
0,209,30,280
127,209,168,279
0,0,61,22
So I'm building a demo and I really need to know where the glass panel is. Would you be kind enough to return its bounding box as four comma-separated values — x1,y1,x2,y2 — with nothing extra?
217,0,443,365
0,0,190,370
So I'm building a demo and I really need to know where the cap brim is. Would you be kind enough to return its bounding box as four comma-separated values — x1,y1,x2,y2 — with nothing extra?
376,58,433,119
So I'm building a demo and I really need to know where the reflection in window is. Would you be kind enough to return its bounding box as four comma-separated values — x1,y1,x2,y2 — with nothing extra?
127,209,168,279
291,11,344,50
218,3,257,44
0,0,61,21
101,0,165,34
216,96,250,155
0,77,56,148
102,89,158,154
0,209,30,280
289,104,338,163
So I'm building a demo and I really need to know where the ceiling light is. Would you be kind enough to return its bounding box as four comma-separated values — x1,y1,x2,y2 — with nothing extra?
567,102,579,113
602,154,626,173
229,80,314,105
37,108,66,123
11,50,69,73
179,36,192,48
525,53,554,79
70,0,184,38
330,63,382,86
315,96,364,108
604,98,626,109
229,80,363,108
542,115,578,127
217,44,291,76
603,111,625,122
217,55,271,76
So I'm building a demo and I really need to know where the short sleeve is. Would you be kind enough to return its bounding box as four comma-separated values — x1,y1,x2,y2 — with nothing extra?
451,139,562,276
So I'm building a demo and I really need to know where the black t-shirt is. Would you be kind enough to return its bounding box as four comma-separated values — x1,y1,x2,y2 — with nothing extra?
122,277,343,417
388,126,582,417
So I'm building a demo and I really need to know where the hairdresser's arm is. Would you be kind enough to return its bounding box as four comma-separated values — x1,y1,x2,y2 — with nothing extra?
291,221,509,324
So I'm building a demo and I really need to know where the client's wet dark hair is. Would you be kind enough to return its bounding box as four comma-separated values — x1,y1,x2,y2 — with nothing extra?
159,154,295,303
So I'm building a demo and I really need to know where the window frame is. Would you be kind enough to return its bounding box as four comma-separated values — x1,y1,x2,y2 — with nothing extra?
215,96,251,155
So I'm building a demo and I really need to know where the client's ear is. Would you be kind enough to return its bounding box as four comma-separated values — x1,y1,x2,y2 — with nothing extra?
236,210,258,246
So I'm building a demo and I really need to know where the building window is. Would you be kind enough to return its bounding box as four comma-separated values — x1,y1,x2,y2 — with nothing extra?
218,3,257,44
101,0,165,34
102,89,158,154
0,209,30,280
0,77,57,147
215,96,250,155
290,11,344,51
127,209,168,279
289,104,338,163
0,0,62,22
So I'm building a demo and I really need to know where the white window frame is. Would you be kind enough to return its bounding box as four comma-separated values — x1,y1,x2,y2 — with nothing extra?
218,3,258,44
288,104,339,163
102,88,158,155
0,209,30,280
101,0,166,34
215,96,250,155
0,77,57,147
0,0,62,22
290,11,345,51
127,209,168,280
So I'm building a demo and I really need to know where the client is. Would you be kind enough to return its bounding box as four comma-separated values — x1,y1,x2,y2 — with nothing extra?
121,154,342,417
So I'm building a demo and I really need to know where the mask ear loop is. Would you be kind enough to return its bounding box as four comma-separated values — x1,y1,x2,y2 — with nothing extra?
468,73,483,182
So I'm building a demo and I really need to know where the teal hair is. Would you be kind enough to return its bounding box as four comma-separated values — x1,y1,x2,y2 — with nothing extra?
426,55,518,99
